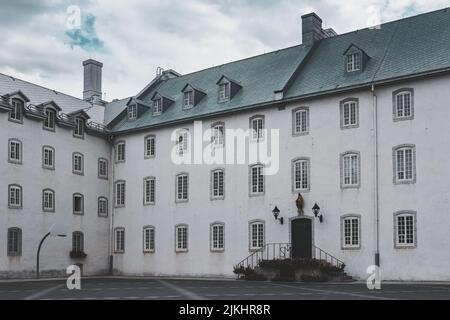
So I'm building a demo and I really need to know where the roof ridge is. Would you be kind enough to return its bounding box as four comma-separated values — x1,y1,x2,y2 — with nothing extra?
0,72,91,105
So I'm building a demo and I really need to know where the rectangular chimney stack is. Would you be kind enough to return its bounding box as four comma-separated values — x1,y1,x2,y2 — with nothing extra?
83,59,103,101
301,12,337,46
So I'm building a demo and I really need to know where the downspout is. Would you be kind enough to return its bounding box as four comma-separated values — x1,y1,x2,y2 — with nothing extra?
108,135,115,275
371,84,380,267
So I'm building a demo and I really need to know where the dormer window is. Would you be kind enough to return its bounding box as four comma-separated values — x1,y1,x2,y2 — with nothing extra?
74,118,84,138
10,98,23,122
43,109,56,130
153,98,162,115
128,104,137,120
183,91,194,109
219,82,230,102
346,53,361,72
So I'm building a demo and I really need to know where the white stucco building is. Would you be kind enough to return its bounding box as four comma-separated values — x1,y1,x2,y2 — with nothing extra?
1,8,450,281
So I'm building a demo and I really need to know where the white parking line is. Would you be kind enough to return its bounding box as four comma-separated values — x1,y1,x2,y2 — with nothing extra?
157,280,207,300
23,284,65,300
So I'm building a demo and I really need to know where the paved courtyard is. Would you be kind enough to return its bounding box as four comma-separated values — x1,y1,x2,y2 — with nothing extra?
0,278,450,300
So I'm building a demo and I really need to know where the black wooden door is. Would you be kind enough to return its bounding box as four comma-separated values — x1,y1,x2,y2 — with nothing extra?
291,219,312,259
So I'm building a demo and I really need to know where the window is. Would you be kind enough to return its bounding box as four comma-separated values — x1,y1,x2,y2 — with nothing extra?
346,53,360,72
250,116,264,141
183,90,194,109
211,122,225,147
115,181,126,207
8,139,22,164
341,215,361,249
341,152,360,188
143,226,155,253
177,130,189,155
249,165,264,196
211,169,225,199
98,158,108,179
393,145,416,184
72,232,84,253
128,104,137,120
153,98,162,115
44,109,56,130
74,118,84,138
144,135,155,158
293,107,309,135
10,98,23,122
143,177,156,205
340,99,359,129
393,89,414,120
176,173,189,202
116,142,125,162
72,153,84,175
175,225,188,252
42,189,55,212
394,211,417,248
42,146,55,170
98,197,108,217
210,223,225,251
8,184,22,209
73,193,84,215
292,158,310,192
7,227,22,256
219,82,230,101
114,228,125,253
249,221,264,250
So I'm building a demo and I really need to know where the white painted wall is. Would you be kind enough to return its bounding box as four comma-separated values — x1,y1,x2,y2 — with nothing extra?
112,75,450,281
0,111,111,278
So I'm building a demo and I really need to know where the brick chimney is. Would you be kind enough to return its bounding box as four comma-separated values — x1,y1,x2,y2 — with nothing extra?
301,13,336,46
82,59,103,101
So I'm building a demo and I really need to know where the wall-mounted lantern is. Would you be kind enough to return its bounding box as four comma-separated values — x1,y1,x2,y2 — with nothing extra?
272,206,284,224
312,203,323,223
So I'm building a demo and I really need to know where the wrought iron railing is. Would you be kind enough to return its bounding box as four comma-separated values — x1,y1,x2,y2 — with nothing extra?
234,243,345,271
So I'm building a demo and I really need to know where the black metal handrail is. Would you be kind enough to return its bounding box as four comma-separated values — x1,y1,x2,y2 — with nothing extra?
312,244,345,269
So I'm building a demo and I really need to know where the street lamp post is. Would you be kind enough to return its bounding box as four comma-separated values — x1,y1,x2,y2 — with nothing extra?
36,225,67,279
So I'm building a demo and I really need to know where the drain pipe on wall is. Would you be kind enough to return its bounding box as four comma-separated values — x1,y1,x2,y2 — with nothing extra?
371,84,380,267
108,135,116,275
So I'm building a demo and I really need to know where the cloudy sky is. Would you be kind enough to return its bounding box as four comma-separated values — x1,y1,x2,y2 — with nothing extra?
0,0,449,100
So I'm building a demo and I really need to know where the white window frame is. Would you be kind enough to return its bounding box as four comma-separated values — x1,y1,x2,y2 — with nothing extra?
43,108,56,130
72,152,84,175
73,193,84,215
183,90,194,109
394,211,417,248
393,145,416,184
42,189,55,213
393,89,414,121
8,139,22,164
211,169,225,200
218,82,230,102
98,158,108,179
42,146,55,170
143,226,155,253
115,141,126,163
341,215,361,249
249,115,265,141
176,130,189,155
114,228,125,253
98,196,108,217
210,223,225,252
9,98,23,122
144,135,156,158
292,158,310,192
175,173,189,202
211,122,225,147
346,53,361,72
153,98,162,115
143,177,156,205
175,224,188,252
128,104,137,120
249,221,265,250
8,184,22,209
340,99,359,129
73,118,84,138
292,107,309,136
115,180,126,207
341,151,360,189
249,164,265,196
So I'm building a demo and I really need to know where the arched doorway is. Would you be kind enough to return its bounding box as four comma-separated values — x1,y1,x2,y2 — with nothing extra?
290,217,313,259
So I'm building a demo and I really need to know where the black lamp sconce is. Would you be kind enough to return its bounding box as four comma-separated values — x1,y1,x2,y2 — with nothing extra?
312,203,323,223
272,206,284,224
